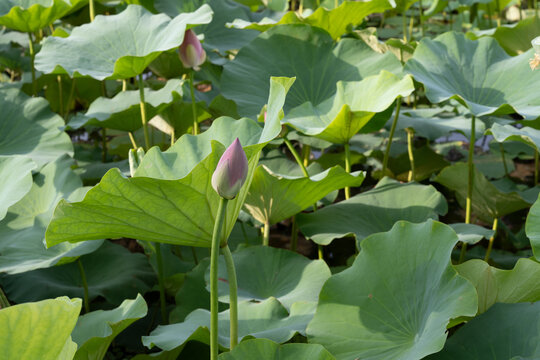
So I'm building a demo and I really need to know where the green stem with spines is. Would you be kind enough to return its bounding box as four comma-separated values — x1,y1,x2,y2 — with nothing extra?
222,244,238,349
210,197,228,360
0,287,10,309
406,128,415,182
382,97,402,177
89,0,95,21
500,143,509,177
155,243,167,323
77,259,90,313
344,142,351,199
190,71,199,135
138,74,151,150
459,115,476,264
484,218,499,262
263,220,270,246
283,138,309,178
28,33,36,96
535,148,539,185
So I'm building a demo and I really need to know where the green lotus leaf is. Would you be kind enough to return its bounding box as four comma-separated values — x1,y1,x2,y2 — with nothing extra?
0,156,36,220
0,155,102,274
0,0,86,32
456,258,540,314
35,4,213,80
283,71,414,144
155,0,260,57
0,241,155,305
0,88,73,167
207,246,331,310
307,220,478,360
219,339,336,360
384,145,449,182
425,302,540,360
68,79,183,132
244,164,365,225
468,17,540,56
488,123,540,151
405,31,540,119
222,24,402,117
473,151,515,179
229,0,396,40
449,223,494,244
45,78,294,248
72,294,148,360
396,108,485,140
525,193,540,261
297,177,447,246
144,298,317,351
0,297,81,360
435,163,530,222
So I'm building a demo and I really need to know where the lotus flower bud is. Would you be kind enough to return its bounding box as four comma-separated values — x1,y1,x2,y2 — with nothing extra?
530,36,540,70
179,29,206,71
211,138,248,200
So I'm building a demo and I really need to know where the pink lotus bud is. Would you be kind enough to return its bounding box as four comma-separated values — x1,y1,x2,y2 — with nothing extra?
211,138,248,200
179,29,206,71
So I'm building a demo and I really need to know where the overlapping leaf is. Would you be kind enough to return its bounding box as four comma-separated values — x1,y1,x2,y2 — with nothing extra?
525,193,540,261
405,31,540,118
35,4,213,80
307,220,478,360
0,156,36,220
219,339,336,360
297,177,447,246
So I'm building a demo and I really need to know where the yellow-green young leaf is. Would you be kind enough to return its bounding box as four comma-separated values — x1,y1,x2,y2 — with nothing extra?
244,165,365,225
307,220,478,360
0,297,81,360
72,294,148,360
35,4,213,80
456,258,540,314
219,339,335,360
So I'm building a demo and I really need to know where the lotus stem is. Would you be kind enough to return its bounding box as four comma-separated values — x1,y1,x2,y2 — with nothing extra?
500,143,509,177
263,220,270,246
222,244,238,349
128,132,138,150
190,71,199,135
487,3,493,27
459,115,476,264
382,96,402,177
484,218,499,262
191,246,199,265
0,287,10,309
210,197,228,360
402,14,407,42
406,128,415,182
318,245,323,260
89,0,95,21
28,33,36,96
64,78,76,119
283,137,309,178
137,73,151,150
155,243,167,323
57,76,64,119
535,149,539,185
77,259,90,313
419,0,424,37
344,142,351,199
302,144,311,167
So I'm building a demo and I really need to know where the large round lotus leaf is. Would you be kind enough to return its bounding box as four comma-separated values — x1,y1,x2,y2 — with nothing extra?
1,241,155,305
449,223,494,245
72,294,148,360
45,78,294,249
425,302,540,360
143,298,316,351
68,79,183,132
488,123,540,151
405,31,540,119
283,72,414,144
155,0,260,57
229,0,396,40
221,24,402,117
0,88,73,167
456,258,540,314
0,156,36,221
525,193,540,261
219,339,336,360
35,4,213,80
435,163,530,222
0,0,86,32
207,246,331,310
297,177,447,246
0,297,81,360
306,220,478,360
244,164,365,225
0,155,102,274
396,108,485,140
467,17,540,56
